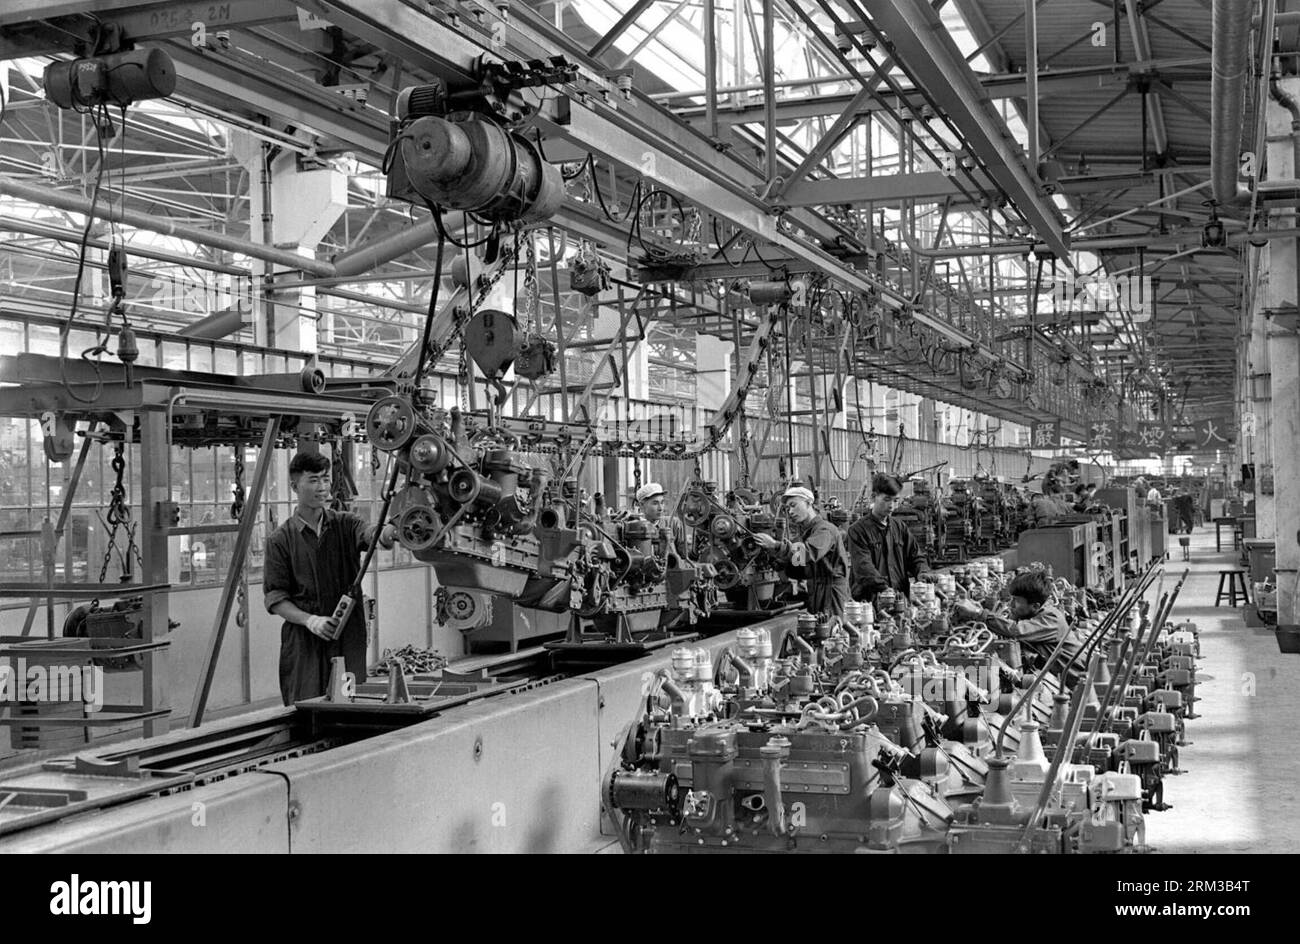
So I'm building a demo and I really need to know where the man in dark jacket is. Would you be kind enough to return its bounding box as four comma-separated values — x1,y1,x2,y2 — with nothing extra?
846,473,930,602
752,485,850,617
263,452,395,705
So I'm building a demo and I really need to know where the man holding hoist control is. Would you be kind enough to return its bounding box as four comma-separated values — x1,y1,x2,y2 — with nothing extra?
264,453,396,705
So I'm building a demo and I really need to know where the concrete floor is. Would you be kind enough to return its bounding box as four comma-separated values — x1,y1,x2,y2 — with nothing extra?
1142,525,1300,853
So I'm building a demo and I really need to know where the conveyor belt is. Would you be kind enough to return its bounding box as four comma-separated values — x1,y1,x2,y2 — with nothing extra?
0,610,796,842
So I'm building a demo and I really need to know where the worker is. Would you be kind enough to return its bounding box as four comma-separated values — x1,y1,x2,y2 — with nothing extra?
954,570,1083,682
263,453,396,706
1029,475,1070,528
1072,482,1098,512
635,481,690,558
845,473,930,602
1174,487,1196,533
751,485,851,617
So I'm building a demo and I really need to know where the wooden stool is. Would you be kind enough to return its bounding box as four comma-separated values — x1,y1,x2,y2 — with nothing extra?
1178,536,1190,561
1215,570,1250,607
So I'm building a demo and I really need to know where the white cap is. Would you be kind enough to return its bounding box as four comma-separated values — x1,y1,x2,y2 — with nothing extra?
635,483,666,503
782,485,816,503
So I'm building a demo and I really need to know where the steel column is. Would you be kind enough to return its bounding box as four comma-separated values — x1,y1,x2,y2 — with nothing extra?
188,417,281,728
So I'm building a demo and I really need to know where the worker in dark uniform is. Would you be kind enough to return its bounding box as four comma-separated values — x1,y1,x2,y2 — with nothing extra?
635,481,691,559
955,571,1083,683
751,485,850,617
845,473,930,602
263,453,395,705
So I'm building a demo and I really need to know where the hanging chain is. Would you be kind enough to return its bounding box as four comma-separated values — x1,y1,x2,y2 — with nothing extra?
633,455,643,491
737,405,752,486
458,341,470,413
521,232,540,332
416,239,522,387
99,440,140,583
230,447,246,522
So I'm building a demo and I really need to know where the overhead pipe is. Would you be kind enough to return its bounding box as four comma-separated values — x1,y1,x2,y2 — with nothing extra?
331,218,439,277
177,306,249,340
1211,0,1255,205
0,176,336,277
0,215,249,276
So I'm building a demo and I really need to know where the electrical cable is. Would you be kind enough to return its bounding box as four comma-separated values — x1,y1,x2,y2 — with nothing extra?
411,226,447,393
59,104,112,404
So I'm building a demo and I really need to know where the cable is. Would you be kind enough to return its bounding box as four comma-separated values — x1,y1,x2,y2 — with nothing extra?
59,106,112,404
411,226,447,393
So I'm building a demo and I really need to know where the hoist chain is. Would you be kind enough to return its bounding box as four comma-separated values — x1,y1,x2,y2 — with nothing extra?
738,406,752,486
457,342,470,413
230,448,246,522
420,239,521,385
99,441,140,583
521,233,540,331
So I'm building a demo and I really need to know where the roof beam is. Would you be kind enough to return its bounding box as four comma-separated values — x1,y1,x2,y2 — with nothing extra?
670,59,1211,128
855,0,1070,258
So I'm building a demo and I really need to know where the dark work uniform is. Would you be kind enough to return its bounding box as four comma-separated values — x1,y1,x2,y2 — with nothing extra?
986,604,1083,683
773,514,851,617
845,513,929,602
263,510,380,705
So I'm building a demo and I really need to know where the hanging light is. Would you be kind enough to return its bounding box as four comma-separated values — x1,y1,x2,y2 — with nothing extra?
1202,203,1226,248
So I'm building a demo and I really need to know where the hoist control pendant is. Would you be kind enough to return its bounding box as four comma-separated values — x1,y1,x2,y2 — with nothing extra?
396,114,563,225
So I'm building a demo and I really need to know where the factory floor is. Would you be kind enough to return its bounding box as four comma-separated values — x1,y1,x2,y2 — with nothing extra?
1143,524,1300,853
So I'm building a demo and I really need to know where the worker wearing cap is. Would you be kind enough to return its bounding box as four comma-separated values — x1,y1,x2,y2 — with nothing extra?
635,482,690,559
845,473,930,602
751,485,851,617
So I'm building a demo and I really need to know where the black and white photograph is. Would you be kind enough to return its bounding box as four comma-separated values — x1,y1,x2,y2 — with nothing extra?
0,0,1289,888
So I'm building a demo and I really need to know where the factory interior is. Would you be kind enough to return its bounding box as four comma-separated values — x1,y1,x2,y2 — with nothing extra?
0,0,1297,861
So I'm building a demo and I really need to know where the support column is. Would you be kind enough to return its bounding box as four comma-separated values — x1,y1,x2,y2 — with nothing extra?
234,135,347,353
266,151,348,353
695,334,734,412
1248,293,1273,538
140,410,171,737
1265,79,1300,624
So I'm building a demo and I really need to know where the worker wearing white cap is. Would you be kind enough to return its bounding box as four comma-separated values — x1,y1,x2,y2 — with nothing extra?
751,484,851,617
636,482,690,558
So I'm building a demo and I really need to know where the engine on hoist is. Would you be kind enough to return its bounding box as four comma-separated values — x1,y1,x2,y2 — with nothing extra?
367,400,564,601
365,398,714,647
939,481,978,562
677,481,790,612
973,479,1011,551
892,479,944,558
555,495,714,645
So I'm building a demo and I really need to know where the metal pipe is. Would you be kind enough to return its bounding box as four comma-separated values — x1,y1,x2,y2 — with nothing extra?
1125,0,1169,157
176,307,249,340
0,176,336,276
0,216,250,276
704,0,718,139
762,0,777,186
900,215,1300,258
1025,0,1040,172
1071,180,1212,235
331,218,438,277
1211,0,1255,205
